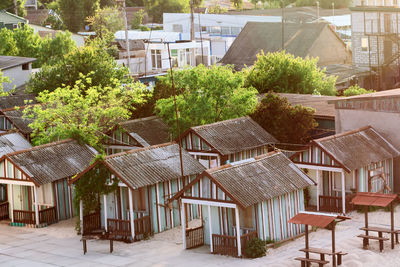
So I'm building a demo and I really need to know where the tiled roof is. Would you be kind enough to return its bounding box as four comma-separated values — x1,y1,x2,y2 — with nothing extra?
208,151,315,208
120,116,170,146
104,143,205,189
0,132,31,157
190,117,278,155
328,88,400,103
0,55,36,70
6,139,97,185
314,126,400,171
2,107,33,134
0,95,36,110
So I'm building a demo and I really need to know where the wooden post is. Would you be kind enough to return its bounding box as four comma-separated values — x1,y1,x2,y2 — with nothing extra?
341,172,346,214
103,194,108,231
80,200,83,234
208,205,213,253
9,184,14,222
391,201,395,249
33,186,39,226
128,188,135,240
235,207,241,257
316,170,320,211
181,200,186,249
332,222,336,267
305,224,309,260
364,205,369,247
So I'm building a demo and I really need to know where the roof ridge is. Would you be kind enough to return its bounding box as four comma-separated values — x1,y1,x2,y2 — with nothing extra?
1,104,38,112
6,138,75,156
120,116,158,125
314,125,372,143
191,116,249,130
105,141,176,159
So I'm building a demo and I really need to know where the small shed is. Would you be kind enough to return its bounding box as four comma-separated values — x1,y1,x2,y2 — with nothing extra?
104,116,170,155
179,116,278,168
72,142,205,240
170,151,315,257
291,126,400,214
0,139,97,226
0,55,36,92
0,106,33,141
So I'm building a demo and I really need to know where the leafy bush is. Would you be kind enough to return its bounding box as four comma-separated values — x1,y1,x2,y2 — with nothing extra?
244,238,267,258
343,85,375,97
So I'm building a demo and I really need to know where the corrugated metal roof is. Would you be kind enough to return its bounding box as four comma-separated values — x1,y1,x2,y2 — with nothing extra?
0,95,36,110
105,143,205,189
0,132,31,157
314,126,400,171
2,107,33,134
208,151,314,208
120,116,170,146
0,55,36,70
351,192,397,207
191,117,278,156
288,212,338,228
6,139,97,185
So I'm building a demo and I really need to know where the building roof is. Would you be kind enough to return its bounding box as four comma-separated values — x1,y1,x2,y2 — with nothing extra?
4,139,97,185
328,88,400,103
351,192,397,207
2,107,33,134
0,10,26,24
0,94,36,110
206,151,315,208
120,116,170,146
276,93,338,119
189,117,278,155
324,64,371,85
0,132,31,157
100,143,205,189
219,22,331,70
289,212,350,228
0,55,36,71
24,9,49,25
313,126,400,171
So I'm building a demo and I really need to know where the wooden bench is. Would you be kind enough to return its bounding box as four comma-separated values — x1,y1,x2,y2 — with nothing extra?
300,247,347,265
294,257,329,267
357,234,389,252
81,235,102,255
360,227,400,244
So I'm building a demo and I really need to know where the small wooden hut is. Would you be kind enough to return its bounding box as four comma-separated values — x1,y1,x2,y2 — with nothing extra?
170,151,315,257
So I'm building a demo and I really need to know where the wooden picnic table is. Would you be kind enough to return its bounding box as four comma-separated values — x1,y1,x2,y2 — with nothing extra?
299,247,347,266
358,226,400,252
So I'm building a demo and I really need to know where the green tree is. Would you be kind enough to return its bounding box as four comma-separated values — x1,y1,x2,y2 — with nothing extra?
145,0,189,23
38,32,76,66
59,0,99,32
0,0,26,17
126,0,144,6
131,9,144,29
207,5,227,14
24,72,148,149
251,92,317,145
12,24,42,61
343,85,375,97
230,0,243,9
155,65,258,137
28,44,129,94
87,6,123,37
0,28,19,55
245,51,337,96
0,70,11,96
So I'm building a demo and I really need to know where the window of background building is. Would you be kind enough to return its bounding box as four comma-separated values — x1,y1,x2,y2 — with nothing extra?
151,50,162,69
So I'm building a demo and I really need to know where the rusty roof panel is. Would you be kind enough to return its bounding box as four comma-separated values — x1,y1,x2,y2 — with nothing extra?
191,117,278,156
2,108,33,134
351,192,397,207
7,139,97,185
314,126,400,171
208,151,314,208
289,213,336,228
105,143,205,189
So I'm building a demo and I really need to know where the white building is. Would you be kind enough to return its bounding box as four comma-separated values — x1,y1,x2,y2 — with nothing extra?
115,30,210,75
163,13,281,60
0,56,36,92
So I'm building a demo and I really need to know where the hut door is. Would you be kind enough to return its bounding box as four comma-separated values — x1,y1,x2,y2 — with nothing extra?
0,184,6,202
322,171,330,196
54,179,71,220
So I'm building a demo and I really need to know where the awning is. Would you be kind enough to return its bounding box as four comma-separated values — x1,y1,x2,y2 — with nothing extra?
289,212,349,228
351,192,398,207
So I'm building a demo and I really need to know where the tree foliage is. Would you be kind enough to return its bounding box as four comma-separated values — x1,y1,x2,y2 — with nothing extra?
86,6,123,38
230,0,243,9
59,0,99,32
131,9,145,29
343,85,375,97
0,25,76,68
24,72,148,149
28,44,128,94
207,5,227,14
295,0,351,8
0,70,11,96
245,51,337,96
145,0,189,23
250,92,318,145
155,65,258,137
0,0,26,17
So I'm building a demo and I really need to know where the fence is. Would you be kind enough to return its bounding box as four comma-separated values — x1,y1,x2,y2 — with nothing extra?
0,202,9,220
186,225,204,249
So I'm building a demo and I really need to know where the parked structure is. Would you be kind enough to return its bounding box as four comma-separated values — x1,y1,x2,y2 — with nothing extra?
170,151,315,257
104,116,170,154
220,22,352,70
0,139,97,227
351,1,400,90
329,89,400,192
0,56,36,92
179,117,278,168
72,143,205,241
0,10,26,29
114,31,210,75
290,126,399,214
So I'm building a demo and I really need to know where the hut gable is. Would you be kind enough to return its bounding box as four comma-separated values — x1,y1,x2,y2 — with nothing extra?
183,117,277,156
2,139,97,185
1,106,33,135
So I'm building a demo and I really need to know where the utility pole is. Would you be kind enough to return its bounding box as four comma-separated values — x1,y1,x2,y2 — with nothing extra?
281,0,285,50
316,1,320,22
190,0,195,41
118,0,131,73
